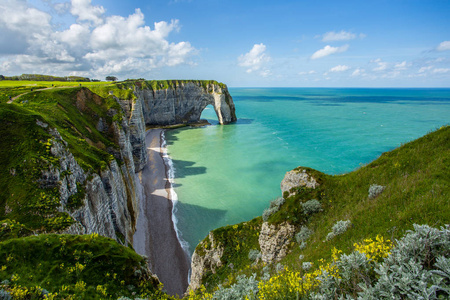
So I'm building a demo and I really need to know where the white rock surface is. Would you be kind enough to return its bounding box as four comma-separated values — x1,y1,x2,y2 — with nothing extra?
281,169,319,197
258,222,296,264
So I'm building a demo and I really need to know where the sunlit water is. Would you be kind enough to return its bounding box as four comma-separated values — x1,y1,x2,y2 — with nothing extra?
164,88,450,255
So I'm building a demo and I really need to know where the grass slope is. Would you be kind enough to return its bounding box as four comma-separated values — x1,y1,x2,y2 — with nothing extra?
0,234,166,299
196,125,450,291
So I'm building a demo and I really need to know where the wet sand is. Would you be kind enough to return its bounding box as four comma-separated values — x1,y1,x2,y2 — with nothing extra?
133,129,190,296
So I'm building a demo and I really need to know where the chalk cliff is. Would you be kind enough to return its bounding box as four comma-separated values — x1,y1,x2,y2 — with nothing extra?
134,81,237,126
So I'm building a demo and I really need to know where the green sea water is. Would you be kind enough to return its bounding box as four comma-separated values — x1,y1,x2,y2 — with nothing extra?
164,88,450,255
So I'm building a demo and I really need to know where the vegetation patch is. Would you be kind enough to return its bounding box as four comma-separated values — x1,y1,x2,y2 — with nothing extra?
196,218,262,291
0,234,168,299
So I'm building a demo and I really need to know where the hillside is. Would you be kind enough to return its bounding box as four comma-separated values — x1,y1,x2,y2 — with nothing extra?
188,125,450,298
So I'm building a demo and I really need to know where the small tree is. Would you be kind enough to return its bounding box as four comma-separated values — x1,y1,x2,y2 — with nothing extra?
106,76,118,81
0,75,4,80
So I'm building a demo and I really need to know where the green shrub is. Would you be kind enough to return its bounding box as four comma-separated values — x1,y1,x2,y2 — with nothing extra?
296,226,313,249
301,199,322,216
211,274,258,300
248,249,261,261
360,224,450,299
368,184,385,199
262,198,285,222
326,220,352,241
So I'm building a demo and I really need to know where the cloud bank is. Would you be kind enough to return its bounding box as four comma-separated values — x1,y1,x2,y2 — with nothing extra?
0,0,195,78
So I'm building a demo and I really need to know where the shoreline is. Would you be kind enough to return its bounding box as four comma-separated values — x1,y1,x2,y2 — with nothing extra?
160,130,191,263
133,128,190,296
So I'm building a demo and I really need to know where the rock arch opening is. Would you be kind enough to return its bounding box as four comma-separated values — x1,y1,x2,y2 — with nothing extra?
200,104,220,125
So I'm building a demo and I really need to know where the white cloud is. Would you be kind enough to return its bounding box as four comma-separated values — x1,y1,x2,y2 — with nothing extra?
259,69,272,77
71,0,105,25
436,41,450,51
433,68,450,74
298,70,316,75
238,43,271,75
329,65,350,72
322,31,356,42
0,1,196,78
419,66,433,73
394,61,409,70
371,58,388,71
310,44,349,59
0,1,52,34
351,68,365,77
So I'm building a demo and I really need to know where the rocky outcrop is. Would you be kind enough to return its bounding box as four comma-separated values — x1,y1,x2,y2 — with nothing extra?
281,169,319,197
134,81,237,126
188,232,224,292
258,221,296,264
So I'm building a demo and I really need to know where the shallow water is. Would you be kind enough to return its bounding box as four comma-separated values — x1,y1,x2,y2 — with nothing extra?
164,88,450,255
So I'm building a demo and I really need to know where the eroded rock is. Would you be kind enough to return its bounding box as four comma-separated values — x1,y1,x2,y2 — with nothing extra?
188,232,224,292
281,169,319,197
259,221,296,264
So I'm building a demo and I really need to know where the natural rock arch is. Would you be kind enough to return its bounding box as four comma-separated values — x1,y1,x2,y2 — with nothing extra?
136,81,237,126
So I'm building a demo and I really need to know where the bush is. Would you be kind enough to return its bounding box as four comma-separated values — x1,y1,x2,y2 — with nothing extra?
368,184,385,199
302,262,312,271
262,198,285,222
0,289,11,300
276,263,284,273
326,220,352,241
359,224,450,299
248,249,261,261
211,274,258,300
296,226,313,250
301,199,322,215
257,225,450,300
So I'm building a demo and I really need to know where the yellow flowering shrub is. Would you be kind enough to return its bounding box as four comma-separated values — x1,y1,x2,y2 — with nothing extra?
354,234,392,263
185,285,214,300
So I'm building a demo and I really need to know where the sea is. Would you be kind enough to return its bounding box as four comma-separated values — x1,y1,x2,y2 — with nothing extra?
163,88,450,256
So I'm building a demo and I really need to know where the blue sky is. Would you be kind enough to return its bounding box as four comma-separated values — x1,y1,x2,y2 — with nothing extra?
0,0,449,87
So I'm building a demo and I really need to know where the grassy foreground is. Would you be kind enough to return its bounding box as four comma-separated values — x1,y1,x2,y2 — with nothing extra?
0,233,166,299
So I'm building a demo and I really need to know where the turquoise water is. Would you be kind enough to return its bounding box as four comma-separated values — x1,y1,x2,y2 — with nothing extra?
165,88,450,255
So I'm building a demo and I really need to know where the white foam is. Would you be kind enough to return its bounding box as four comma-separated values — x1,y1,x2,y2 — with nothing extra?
160,130,192,282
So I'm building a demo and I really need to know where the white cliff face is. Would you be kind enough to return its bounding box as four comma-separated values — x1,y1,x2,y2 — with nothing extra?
37,101,144,245
135,82,237,126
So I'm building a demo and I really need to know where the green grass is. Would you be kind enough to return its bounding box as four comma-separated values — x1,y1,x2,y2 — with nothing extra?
15,87,121,171
0,234,168,299
194,125,450,291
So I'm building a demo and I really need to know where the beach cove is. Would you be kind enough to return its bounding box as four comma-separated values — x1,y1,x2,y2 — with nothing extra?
133,129,190,296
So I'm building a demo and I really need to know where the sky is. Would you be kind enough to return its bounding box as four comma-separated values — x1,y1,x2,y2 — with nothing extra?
0,0,449,87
